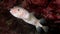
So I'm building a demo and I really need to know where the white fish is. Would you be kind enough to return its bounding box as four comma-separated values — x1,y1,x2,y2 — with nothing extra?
10,6,48,32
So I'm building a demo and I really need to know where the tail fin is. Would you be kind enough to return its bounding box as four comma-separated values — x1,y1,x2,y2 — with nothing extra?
42,26,48,32
39,18,48,32
36,26,48,33
36,26,44,33
36,18,48,33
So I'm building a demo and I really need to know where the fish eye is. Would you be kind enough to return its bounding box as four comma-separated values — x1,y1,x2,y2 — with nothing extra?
18,9,20,11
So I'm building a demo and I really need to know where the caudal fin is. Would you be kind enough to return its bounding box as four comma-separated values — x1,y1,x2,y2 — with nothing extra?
36,26,44,33
42,26,48,32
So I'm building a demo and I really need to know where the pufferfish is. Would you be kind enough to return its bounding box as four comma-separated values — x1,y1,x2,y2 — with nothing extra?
10,6,48,32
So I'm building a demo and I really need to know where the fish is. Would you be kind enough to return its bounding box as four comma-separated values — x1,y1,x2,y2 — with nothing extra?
10,6,48,33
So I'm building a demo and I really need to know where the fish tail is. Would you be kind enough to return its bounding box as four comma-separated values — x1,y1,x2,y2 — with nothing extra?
35,21,43,33
36,26,48,33
36,18,48,33
39,18,48,32
36,23,48,33
42,26,48,32
36,26,44,33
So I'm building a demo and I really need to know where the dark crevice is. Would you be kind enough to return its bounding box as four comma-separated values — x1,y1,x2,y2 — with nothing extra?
45,0,52,8
0,0,3,2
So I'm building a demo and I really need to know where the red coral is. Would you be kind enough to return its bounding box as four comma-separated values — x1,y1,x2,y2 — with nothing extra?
21,0,60,23
28,0,48,6
0,0,16,9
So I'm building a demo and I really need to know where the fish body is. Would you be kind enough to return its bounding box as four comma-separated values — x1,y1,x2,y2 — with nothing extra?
10,6,48,32
10,7,30,19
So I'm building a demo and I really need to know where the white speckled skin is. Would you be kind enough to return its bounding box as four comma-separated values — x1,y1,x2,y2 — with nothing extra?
10,7,48,32
10,7,30,19
10,6,43,27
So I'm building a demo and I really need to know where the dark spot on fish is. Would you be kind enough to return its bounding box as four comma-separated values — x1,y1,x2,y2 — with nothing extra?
18,9,20,11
